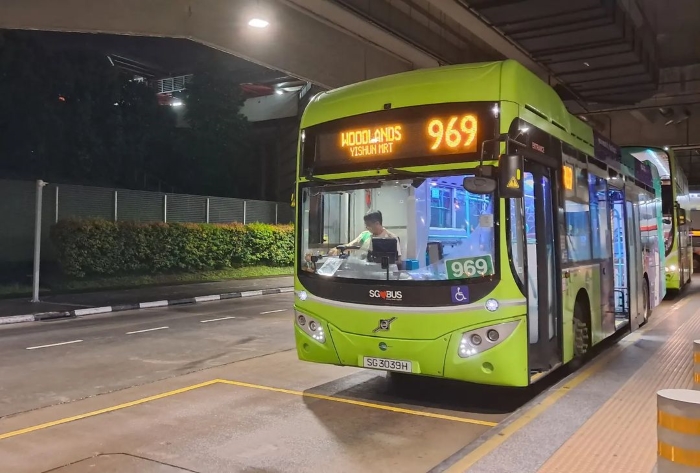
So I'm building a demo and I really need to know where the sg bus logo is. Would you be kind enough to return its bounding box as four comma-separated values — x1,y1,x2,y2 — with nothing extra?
369,289,403,301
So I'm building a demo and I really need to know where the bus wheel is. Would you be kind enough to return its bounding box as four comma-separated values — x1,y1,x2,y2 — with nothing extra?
641,278,651,325
574,298,590,358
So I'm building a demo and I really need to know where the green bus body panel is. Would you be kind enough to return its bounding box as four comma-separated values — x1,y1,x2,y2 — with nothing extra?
295,311,529,387
666,252,681,290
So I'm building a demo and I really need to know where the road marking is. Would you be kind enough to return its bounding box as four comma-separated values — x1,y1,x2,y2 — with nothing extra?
139,301,168,309
26,340,83,350
0,377,494,442
126,326,168,335
442,295,691,472
241,290,263,297
74,306,112,316
0,380,220,441
260,309,287,315
215,379,497,427
200,316,236,323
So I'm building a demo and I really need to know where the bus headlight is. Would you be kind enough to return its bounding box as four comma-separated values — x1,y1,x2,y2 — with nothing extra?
295,310,325,343
458,320,520,358
665,265,677,272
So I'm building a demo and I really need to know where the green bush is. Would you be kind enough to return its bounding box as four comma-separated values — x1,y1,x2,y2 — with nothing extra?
50,219,294,278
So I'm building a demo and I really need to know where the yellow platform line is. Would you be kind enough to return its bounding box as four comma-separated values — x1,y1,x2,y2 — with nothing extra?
0,379,220,441
215,379,497,427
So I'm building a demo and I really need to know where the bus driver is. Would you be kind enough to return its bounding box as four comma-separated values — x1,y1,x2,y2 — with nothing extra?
330,210,402,259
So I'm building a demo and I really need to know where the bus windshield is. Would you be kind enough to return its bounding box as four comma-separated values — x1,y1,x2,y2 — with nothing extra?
299,175,496,282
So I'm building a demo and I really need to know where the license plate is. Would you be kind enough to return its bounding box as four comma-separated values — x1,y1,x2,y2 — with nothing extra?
363,356,412,373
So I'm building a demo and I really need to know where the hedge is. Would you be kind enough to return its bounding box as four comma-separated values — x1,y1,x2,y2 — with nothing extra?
50,219,294,278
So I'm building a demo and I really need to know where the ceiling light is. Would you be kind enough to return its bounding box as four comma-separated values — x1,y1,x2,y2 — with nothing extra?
275,89,284,95
248,18,269,28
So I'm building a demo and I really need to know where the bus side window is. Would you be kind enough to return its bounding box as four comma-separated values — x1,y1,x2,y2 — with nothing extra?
588,174,610,259
564,166,592,262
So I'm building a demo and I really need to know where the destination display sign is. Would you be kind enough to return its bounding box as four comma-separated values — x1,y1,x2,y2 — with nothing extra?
301,102,496,174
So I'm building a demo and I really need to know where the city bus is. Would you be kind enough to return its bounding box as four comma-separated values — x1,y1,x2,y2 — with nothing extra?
293,60,664,387
621,146,692,294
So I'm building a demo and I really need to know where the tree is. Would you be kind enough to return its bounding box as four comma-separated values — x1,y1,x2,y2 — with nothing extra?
0,32,255,199
180,67,256,198
0,32,176,189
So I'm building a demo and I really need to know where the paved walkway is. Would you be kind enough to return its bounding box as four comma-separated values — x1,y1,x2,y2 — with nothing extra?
0,276,293,317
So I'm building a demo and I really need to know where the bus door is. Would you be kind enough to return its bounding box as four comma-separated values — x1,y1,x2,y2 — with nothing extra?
524,162,561,372
609,185,631,329
625,184,643,330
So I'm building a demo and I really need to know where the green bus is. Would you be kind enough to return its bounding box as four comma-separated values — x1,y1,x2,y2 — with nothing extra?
621,146,692,294
293,60,664,386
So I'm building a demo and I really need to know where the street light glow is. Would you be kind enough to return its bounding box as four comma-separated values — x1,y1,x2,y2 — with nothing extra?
248,18,269,28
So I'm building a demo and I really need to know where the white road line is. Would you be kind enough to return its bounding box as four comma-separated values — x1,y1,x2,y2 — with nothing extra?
74,306,112,316
139,300,168,309
241,290,263,297
200,316,237,323
26,340,83,350
126,326,169,335
260,309,288,315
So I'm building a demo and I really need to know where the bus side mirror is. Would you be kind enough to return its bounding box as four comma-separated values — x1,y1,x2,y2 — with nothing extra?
499,154,524,198
463,176,496,194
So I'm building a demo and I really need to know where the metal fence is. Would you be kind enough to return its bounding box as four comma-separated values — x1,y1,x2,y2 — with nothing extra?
0,178,294,264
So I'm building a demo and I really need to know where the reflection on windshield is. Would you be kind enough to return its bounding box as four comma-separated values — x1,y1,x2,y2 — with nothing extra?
300,175,496,282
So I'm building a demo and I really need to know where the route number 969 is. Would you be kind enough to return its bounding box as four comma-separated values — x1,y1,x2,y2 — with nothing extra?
446,255,494,280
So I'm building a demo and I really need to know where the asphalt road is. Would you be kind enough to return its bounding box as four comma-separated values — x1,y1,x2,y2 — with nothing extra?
0,294,295,418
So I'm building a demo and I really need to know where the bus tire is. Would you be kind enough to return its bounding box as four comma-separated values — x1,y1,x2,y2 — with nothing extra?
574,295,590,358
641,277,651,325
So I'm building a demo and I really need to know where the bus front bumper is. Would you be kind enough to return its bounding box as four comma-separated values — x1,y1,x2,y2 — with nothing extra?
295,314,530,387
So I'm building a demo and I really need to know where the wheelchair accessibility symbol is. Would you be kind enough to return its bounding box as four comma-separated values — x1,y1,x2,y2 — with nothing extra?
450,286,470,305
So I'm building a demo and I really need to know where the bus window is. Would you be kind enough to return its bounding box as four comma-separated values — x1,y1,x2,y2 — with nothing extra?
588,174,610,259
509,198,525,286
564,166,592,262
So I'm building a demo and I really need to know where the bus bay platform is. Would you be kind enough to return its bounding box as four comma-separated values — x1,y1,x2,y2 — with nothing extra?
436,283,700,473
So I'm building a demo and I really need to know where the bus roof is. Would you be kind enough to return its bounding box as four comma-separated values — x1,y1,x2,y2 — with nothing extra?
301,59,592,149
621,146,672,180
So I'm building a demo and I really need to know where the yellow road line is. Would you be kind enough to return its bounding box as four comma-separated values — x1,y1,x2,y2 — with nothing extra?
443,296,690,472
0,377,494,442
0,380,220,441
215,379,497,427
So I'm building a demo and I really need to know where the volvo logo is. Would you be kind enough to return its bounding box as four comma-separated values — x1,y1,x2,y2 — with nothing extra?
373,317,397,333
